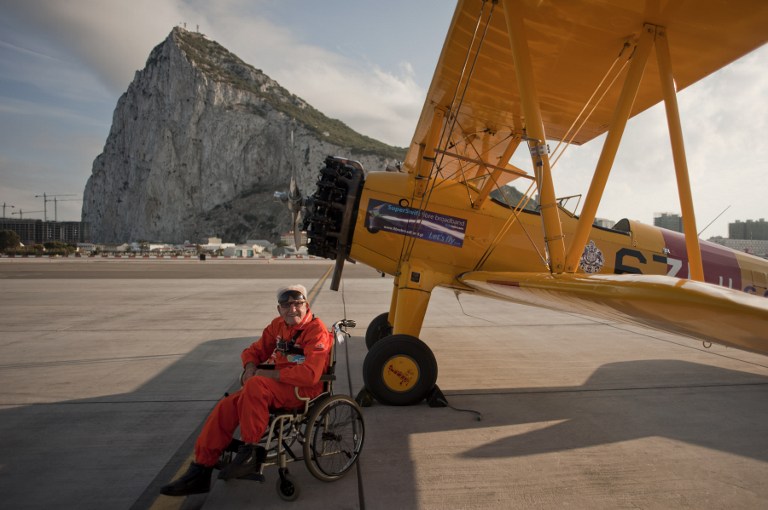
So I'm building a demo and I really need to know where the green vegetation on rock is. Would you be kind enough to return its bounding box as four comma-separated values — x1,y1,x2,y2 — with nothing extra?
172,28,407,160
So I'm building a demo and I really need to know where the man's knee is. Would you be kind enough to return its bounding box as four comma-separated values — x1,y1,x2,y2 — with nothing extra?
244,375,267,391
242,376,274,402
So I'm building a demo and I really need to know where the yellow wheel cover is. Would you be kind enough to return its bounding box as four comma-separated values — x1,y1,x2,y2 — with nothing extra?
382,355,420,392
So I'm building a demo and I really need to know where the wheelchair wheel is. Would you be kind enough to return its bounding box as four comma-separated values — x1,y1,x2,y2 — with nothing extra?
303,395,365,482
276,469,300,501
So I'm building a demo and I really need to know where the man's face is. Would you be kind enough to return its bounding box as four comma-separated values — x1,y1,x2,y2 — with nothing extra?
277,298,308,326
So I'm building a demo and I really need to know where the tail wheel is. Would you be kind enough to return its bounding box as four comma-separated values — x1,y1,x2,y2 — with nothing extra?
365,312,393,350
363,335,438,406
303,395,365,482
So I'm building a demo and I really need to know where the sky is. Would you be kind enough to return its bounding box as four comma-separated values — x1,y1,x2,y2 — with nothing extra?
0,0,765,239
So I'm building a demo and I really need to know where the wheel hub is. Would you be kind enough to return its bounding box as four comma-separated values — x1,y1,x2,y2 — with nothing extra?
382,355,420,392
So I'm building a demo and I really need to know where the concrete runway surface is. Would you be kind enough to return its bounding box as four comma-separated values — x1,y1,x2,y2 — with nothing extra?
1,258,767,509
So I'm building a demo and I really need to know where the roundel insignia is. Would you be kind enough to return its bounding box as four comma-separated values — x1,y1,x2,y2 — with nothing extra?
580,240,604,274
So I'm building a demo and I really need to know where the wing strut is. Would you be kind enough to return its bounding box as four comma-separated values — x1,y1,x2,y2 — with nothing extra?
655,27,704,281
563,24,704,281
473,136,523,208
503,0,565,273
563,25,655,274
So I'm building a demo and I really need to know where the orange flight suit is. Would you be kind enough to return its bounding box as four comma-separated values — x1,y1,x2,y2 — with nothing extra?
194,312,331,467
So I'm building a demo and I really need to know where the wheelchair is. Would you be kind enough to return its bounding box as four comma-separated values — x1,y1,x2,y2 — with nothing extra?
219,319,365,501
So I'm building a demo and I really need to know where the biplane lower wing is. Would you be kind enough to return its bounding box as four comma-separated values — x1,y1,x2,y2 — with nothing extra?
460,271,768,354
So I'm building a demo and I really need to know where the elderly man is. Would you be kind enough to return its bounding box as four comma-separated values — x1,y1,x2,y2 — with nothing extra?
161,284,332,496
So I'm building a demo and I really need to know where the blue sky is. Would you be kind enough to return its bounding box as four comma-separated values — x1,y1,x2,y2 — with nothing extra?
0,0,765,238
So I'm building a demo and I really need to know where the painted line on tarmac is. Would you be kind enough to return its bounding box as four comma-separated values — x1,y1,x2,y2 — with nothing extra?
135,266,335,510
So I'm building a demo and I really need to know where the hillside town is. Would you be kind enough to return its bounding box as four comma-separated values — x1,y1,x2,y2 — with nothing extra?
0,220,309,258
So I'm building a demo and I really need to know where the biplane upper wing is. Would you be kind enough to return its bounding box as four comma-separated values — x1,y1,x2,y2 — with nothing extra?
403,0,768,182
397,0,768,351
460,271,768,354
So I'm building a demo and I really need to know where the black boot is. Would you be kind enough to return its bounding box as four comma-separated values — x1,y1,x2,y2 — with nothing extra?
160,462,213,496
218,444,266,480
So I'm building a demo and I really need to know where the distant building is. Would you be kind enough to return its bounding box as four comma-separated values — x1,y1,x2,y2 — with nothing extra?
709,237,768,259
654,212,683,233
76,243,96,253
222,243,269,258
246,240,275,252
280,231,307,247
199,237,234,253
729,218,768,240
0,219,87,244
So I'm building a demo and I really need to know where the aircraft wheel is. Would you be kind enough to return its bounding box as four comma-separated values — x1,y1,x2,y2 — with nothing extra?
365,312,393,350
363,334,437,406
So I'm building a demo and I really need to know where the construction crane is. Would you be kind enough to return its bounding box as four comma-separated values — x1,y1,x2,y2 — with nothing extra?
34,193,78,222
2,203,14,218
51,197,81,222
11,210,44,220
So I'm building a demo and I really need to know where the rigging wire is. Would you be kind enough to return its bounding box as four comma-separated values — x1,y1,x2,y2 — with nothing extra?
550,41,632,168
698,205,731,237
474,178,548,271
401,0,496,265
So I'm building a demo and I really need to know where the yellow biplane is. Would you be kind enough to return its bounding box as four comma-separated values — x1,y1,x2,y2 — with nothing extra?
302,0,768,405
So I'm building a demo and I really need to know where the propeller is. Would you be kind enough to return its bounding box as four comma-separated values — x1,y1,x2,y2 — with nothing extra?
273,131,305,249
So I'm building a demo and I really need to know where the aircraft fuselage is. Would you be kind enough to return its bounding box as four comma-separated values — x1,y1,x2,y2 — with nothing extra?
350,171,768,298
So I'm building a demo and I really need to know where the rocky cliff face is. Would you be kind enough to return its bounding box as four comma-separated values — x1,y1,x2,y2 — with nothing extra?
82,27,405,243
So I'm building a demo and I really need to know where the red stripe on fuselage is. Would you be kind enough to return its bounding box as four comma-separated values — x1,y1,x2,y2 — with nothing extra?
658,229,741,289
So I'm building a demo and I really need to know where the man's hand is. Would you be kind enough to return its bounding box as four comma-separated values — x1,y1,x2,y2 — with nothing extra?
255,369,280,380
242,362,257,383
242,362,279,383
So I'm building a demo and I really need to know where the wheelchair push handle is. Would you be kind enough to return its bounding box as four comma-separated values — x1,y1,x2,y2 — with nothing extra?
333,319,356,330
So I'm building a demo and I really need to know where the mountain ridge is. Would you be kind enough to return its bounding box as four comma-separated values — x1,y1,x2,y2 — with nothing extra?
169,28,406,159
82,26,405,243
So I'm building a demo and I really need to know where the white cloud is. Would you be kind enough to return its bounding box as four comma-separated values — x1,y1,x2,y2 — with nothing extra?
193,5,425,147
2,0,427,147
1,0,208,94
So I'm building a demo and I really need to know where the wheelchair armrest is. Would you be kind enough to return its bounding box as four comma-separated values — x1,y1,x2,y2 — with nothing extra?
319,374,336,382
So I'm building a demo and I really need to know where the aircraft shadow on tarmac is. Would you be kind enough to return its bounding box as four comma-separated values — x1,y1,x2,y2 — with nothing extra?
435,359,768,463
355,358,768,509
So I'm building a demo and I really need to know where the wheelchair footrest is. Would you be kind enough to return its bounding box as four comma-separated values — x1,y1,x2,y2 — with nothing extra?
225,438,245,452
238,472,266,483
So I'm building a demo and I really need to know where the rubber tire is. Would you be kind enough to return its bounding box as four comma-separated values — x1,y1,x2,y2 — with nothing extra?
365,312,393,350
276,473,300,501
303,395,365,482
362,334,438,406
